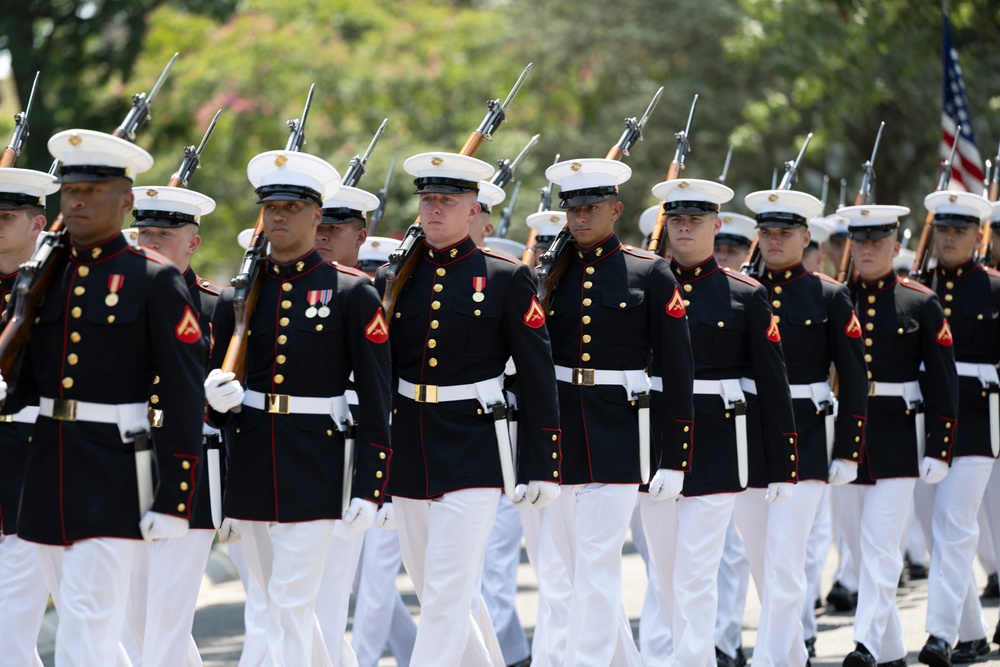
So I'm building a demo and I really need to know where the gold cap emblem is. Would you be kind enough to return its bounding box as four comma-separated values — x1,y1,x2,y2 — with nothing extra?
571,162,582,172
723,215,732,222
550,215,560,222
768,193,779,202
274,154,288,167
68,134,82,146
146,188,158,197
861,209,870,216
431,156,444,166
948,194,958,203
678,181,689,189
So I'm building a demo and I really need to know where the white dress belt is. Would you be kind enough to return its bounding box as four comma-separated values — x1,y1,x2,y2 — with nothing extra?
243,390,352,425
0,405,39,424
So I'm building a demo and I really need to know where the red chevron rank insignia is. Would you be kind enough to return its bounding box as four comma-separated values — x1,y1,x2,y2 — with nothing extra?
365,309,389,344
766,313,781,342
524,296,546,329
175,305,202,344
936,320,953,346
844,311,862,339
665,286,686,318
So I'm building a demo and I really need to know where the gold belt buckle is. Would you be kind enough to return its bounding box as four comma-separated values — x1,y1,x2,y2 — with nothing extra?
266,393,290,414
148,407,164,429
414,384,438,403
52,399,78,421
868,381,877,397
0,414,13,423
572,368,595,387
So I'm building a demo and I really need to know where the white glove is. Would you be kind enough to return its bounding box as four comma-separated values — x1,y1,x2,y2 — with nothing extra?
0,371,7,403
139,511,189,541
204,369,244,413
524,481,560,509
765,482,794,505
217,518,241,544
343,498,377,532
375,503,396,530
828,459,859,486
647,468,685,501
920,456,949,485
511,484,528,505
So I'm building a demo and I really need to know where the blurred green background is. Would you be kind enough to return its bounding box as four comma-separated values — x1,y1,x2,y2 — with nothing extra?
2,0,999,282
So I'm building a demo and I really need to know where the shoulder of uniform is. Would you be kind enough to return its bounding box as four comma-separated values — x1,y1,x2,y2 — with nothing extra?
621,244,658,261
721,266,761,287
814,271,841,286
128,246,168,266
196,277,224,295
898,276,933,295
983,266,1000,280
481,245,521,266
330,261,368,279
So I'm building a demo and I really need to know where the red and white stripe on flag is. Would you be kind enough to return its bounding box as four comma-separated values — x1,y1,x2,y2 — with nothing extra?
940,11,984,193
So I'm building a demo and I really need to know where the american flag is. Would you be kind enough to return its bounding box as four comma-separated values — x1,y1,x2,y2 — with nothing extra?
941,11,984,192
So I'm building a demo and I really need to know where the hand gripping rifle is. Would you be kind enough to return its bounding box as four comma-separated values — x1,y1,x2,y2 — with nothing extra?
520,153,560,266
537,87,664,310
168,109,222,188
647,93,696,254
342,118,388,188
910,128,961,282
496,180,520,239
367,150,397,235
0,56,179,377
382,65,533,324
976,138,1000,265
220,85,315,387
1,71,39,168
836,122,885,285
741,132,813,277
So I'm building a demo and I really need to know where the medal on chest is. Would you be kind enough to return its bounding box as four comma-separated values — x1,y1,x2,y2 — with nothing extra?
106,274,124,307
472,276,486,303
306,289,333,318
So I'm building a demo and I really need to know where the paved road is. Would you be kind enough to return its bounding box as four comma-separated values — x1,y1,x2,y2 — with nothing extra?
39,535,1000,666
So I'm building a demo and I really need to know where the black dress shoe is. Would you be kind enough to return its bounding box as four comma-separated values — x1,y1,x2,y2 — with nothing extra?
908,561,929,580
805,636,817,658
844,643,877,667
734,646,747,667
828,580,859,611
918,635,952,667
951,638,989,663
981,572,999,599
993,617,1000,646
716,647,738,667
507,659,531,667
878,660,907,666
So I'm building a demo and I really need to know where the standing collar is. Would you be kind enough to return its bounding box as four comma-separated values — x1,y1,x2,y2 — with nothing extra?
760,262,808,285
671,255,720,283
572,233,621,264
857,270,898,294
935,258,977,281
266,249,325,280
70,232,130,265
423,236,478,266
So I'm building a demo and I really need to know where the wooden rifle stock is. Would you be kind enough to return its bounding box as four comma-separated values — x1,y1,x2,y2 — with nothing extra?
910,211,936,281
646,162,682,255
0,149,17,169
220,214,266,383
978,176,999,264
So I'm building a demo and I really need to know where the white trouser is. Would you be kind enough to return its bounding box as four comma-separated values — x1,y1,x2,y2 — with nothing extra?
976,504,996,576
123,529,214,667
632,497,671,664
669,493,736,667
241,519,337,667
530,496,574,667
915,457,994,642
394,488,501,667
228,542,269,667
516,499,542,574
904,498,929,567
638,494,680,667
752,480,826,667
802,486,832,639
854,477,917,663
351,526,416,667
315,521,365,666
979,459,1000,593
0,534,49,667
481,494,530,665
37,538,138,667
714,518,750,658
832,483,865,591
548,484,642,667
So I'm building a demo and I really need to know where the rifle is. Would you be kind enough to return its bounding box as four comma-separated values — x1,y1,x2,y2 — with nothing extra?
383,66,533,324
168,109,222,189
836,122,885,285
740,133,813,277
0,57,179,378
646,93,696,254
976,138,1000,264
718,143,733,184
496,180,520,239
1,71,39,168
910,127,961,282
820,174,830,211
538,88,664,309
520,153,560,266
342,118,388,188
115,53,179,142
367,150,397,235
220,86,315,386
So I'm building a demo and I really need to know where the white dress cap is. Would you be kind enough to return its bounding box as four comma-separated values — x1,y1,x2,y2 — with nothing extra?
923,190,992,226
49,129,153,182
526,210,566,238
477,181,506,213
131,185,215,227
545,158,631,208
839,204,910,241
807,216,834,245
403,152,494,194
0,168,59,209
716,213,756,245
650,178,734,214
744,190,824,226
483,237,526,258
247,151,341,204
321,185,380,222
638,205,659,237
